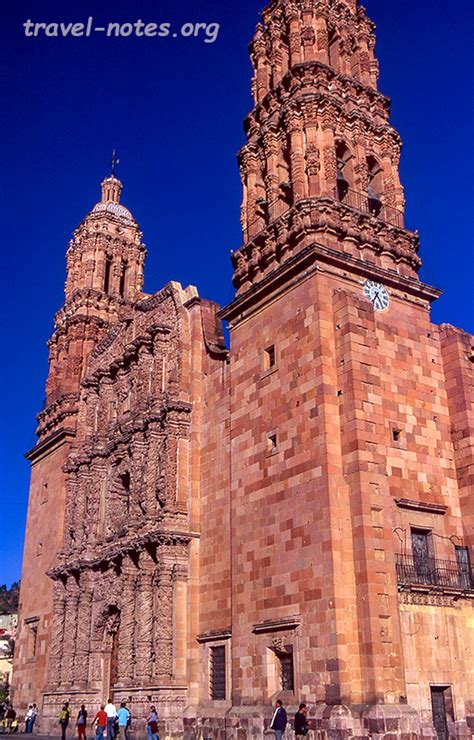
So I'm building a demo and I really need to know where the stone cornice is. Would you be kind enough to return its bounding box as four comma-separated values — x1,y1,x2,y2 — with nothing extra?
220,242,442,326
196,629,232,643
395,498,448,515
54,288,133,326
47,527,198,579
229,196,422,294
252,614,301,633
25,426,76,464
36,393,80,438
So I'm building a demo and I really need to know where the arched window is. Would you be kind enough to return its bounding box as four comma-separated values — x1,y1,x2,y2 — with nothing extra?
119,260,127,298
103,255,113,293
335,142,353,202
367,156,383,216
328,28,340,71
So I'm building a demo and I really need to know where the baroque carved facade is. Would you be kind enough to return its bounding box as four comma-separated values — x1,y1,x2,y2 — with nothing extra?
13,1,473,739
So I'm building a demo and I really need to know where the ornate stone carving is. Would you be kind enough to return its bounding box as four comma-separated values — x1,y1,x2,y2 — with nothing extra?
305,143,320,176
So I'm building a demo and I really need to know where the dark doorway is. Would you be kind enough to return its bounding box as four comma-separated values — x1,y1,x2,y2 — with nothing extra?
455,546,472,589
411,529,432,584
430,686,450,740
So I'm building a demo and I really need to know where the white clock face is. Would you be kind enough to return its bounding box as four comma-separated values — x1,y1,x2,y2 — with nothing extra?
363,280,390,311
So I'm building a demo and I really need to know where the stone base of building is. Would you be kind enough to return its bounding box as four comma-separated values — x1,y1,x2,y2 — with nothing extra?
35,693,474,739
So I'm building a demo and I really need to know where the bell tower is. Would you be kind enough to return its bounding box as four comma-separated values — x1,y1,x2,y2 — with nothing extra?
219,0,444,733
14,172,146,713
231,0,422,297
42,174,146,436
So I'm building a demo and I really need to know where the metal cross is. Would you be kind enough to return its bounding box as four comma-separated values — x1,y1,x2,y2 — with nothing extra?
111,150,120,177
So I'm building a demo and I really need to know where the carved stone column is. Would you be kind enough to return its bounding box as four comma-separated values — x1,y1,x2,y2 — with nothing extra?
74,573,94,686
135,560,154,684
263,131,281,220
287,112,307,202
60,579,80,687
153,563,174,682
251,25,270,103
47,581,67,689
117,561,137,685
303,102,320,197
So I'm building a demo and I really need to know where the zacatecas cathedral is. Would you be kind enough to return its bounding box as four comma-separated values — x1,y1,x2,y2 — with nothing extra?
13,0,473,738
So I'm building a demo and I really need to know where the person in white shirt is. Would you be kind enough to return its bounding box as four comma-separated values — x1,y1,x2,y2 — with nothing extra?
104,700,117,740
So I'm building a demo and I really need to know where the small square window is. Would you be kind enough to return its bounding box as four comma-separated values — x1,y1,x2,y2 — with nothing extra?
392,428,402,443
267,432,278,455
264,345,276,370
41,483,48,505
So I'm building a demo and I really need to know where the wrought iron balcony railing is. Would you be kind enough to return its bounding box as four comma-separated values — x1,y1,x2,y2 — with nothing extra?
334,186,405,229
396,554,474,591
243,187,406,242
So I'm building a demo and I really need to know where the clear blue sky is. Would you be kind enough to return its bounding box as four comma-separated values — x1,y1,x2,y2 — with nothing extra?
0,0,473,586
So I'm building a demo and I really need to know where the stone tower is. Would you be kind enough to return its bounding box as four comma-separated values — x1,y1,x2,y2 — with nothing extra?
217,0,473,736
13,175,146,709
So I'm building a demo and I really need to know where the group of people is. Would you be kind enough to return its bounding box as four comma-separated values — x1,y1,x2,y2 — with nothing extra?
0,703,39,734
0,696,307,738
0,704,18,734
270,700,310,738
58,700,159,740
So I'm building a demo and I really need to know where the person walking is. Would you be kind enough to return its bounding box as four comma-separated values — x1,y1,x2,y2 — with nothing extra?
92,705,107,740
146,706,159,740
59,702,72,740
116,702,130,740
104,699,117,740
76,704,88,740
269,699,287,740
295,703,309,737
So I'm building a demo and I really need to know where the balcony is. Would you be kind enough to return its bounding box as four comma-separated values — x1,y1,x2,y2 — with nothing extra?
396,554,474,592
335,186,405,229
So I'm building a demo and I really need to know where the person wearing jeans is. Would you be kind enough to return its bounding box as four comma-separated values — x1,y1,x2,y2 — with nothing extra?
269,699,287,740
92,705,107,740
104,699,117,740
146,706,159,740
116,702,130,740
59,702,72,740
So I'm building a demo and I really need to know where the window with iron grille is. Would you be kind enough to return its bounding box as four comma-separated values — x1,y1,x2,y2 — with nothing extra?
279,651,295,692
210,645,226,700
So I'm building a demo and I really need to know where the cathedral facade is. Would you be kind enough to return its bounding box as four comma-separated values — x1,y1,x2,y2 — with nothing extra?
13,1,473,738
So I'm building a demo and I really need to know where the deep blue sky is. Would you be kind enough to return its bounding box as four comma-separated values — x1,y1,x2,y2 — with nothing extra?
0,0,473,586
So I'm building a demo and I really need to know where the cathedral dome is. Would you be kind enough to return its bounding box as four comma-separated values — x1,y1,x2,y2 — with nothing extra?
84,174,137,227
90,201,135,225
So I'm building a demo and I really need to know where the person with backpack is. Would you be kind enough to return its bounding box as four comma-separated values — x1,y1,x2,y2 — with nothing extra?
76,704,88,740
295,703,310,737
269,700,287,740
59,703,72,740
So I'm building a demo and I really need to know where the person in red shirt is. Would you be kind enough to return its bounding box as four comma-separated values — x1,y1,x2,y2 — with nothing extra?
92,705,107,740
